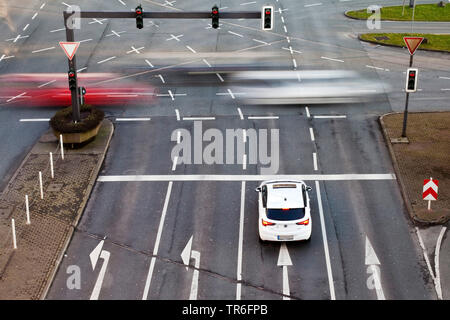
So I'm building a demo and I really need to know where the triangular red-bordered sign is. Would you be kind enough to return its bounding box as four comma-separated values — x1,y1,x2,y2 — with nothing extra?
403,37,424,55
59,41,80,61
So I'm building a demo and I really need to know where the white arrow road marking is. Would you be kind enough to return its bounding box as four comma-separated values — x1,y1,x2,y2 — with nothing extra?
365,237,385,300
181,235,201,300
89,240,111,300
278,243,293,300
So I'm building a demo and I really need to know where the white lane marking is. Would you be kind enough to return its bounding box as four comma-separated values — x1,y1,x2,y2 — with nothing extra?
203,59,211,67
115,118,151,121
106,30,126,37
77,67,87,73
278,243,293,300
40,3,46,9
278,8,289,13
253,39,269,45
97,56,116,64
189,250,200,300
168,89,174,100
283,25,288,33
8,92,27,102
175,109,180,121
216,73,224,82
182,117,216,121
20,118,50,122
32,46,55,53
305,106,310,118
157,74,165,83
242,154,247,170
314,115,347,119
309,127,315,141
227,89,235,99
50,28,65,32
38,79,56,88
366,65,389,71
61,2,71,7
0,54,14,62
23,24,30,31
172,156,178,171
164,0,176,6
286,36,290,43
142,181,173,300
228,31,244,38
305,2,322,7
186,45,196,53
7,35,28,42
292,59,297,68
98,174,397,182
282,47,301,54
219,6,228,9
281,16,285,23
236,181,246,300
439,76,450,80
166,34,183,41
127,46,144,54
365,237,385,300
248,116,279,120
321,56,345,63
89,18,107,24
145,59,154,67
79,38,93,43
315,181,336,300
237,107,244,120
434,227,446,300
90,250,110,300
118,0,126,5
440,88,450,91
240,1,256,5
32,12,38,20
368,265,385,300
313,152,318,171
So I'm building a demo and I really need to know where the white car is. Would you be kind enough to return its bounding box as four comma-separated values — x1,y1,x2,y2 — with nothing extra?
256,180,312,242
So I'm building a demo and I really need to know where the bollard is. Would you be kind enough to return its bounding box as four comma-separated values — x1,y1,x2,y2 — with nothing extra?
39,171,43,199
50,152,54,179
25,195,30,224
60,134,64,160
12,218,17,249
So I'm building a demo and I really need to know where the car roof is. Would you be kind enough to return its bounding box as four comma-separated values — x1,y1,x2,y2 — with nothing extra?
266,182,304,209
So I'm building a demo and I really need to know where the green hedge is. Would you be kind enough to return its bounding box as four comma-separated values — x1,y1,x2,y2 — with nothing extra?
50,104,104,133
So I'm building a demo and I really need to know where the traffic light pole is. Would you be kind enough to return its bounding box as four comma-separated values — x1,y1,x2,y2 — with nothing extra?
401,54,414,138
64,13,80,123
63,8,262,124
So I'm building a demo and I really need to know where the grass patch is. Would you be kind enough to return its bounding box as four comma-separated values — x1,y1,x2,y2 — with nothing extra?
360,33,450,52
347,3,450,21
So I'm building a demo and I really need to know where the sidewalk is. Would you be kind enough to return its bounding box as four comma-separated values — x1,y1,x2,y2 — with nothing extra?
379,111,449,299
0,120,113,299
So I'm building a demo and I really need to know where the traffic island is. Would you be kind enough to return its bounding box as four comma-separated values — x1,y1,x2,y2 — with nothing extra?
0,119,113,299
358,33,450,53
379,112,450,225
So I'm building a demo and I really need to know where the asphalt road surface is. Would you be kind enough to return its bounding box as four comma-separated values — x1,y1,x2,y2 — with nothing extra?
1,0,448,300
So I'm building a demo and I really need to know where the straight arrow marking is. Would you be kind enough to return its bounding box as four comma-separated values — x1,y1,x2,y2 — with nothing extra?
90,240,104,270
181,235,193,270
278,243,292,300
365,237,380,265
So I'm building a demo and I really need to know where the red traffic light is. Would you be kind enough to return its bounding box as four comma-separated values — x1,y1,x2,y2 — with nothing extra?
212,10,218,14
266,10,271,14
68,72,75,77
409,72,415,77
136,10,142,14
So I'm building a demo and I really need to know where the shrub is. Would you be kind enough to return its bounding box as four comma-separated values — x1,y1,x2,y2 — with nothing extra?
50,104,104,133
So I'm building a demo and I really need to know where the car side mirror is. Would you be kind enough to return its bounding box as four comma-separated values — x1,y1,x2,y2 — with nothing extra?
255,187,262,192
305,186,312,192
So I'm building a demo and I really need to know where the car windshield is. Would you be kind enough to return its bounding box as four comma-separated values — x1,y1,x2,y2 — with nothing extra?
267,208,305,221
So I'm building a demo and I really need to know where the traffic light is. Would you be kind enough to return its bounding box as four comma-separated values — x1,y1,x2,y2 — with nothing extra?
262,6,273,30
78,86,86,105
211,5,219,29
136,5,143,29
405,68,418,93
68,69,76,91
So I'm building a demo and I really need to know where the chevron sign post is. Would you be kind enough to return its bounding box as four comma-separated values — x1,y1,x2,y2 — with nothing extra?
423,177,438,210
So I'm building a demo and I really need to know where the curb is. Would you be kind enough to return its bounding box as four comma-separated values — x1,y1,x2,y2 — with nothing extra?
357,34,450,54
378,112,448,227
39,119,114,300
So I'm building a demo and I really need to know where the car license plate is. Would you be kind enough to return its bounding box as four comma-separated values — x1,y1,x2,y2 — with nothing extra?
277,235,294,240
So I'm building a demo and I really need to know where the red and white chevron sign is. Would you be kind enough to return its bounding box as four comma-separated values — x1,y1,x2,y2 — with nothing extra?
423,178,438,201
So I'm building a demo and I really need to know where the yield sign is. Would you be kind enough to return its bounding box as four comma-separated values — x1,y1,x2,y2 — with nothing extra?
423,178,438,201
403,37,424,55
59,41,80,60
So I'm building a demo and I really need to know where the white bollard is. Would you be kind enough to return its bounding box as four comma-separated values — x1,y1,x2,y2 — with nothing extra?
60,134,64,160
39,171,43,199
49,152,54,179
12,218,17,249
25,195,30,224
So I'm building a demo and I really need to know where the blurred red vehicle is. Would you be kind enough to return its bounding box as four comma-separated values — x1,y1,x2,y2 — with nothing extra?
0,73,157,107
